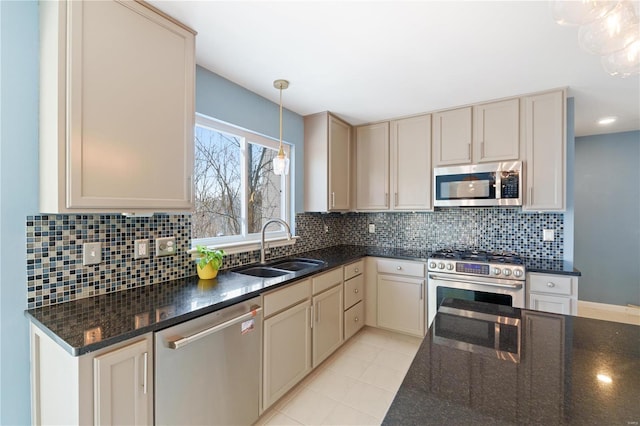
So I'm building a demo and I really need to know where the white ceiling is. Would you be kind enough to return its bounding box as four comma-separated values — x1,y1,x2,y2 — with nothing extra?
149,0,640,137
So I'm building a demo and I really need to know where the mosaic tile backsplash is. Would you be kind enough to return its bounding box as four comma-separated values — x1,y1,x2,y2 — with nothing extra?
26,208,563,308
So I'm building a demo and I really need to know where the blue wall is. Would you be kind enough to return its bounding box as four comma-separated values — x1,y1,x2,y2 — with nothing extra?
195,66,305,218
0,1,39,423
574,130,640,305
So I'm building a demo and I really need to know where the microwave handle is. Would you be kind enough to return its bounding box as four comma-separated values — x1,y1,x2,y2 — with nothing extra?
429,274,523,289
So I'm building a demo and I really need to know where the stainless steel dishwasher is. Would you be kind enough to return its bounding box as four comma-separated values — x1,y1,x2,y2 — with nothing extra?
155,296,262,425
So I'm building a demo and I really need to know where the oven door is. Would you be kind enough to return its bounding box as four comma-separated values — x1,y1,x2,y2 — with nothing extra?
427,272,525,328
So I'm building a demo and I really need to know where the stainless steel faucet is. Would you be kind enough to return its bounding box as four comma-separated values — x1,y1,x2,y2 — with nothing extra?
260,218,292,264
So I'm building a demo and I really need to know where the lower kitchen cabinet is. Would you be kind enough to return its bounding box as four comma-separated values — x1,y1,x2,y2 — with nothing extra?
30,324,153,425
527,272,578,315
312,284,344,367
263,281,312,410
376,258,426,337
344,301,364,340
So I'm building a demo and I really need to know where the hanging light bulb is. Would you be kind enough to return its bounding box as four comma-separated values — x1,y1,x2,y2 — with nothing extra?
550,0,618,26
578,1,638,55
272,79,290,176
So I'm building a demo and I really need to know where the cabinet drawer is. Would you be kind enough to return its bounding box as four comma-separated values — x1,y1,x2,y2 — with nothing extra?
529,273,573,296
264,279,311,317
344,274,364,309
312,268,343,295
344,260,364,281
377,258,425,278
344,301,364,340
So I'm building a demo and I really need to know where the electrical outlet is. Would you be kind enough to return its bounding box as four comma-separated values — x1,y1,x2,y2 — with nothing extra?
83,327,102,344
134,312,150,329
368,223,376,233
156,237,176,257
543,229,555,242
82,242,102,266
156,305,176,322
324,225,329,233
134,239,149,259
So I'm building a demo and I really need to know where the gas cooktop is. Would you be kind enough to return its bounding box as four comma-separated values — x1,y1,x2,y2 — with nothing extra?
430,249,524,265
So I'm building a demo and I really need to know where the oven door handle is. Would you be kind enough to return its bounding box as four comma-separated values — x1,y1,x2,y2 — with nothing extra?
429,274,523,289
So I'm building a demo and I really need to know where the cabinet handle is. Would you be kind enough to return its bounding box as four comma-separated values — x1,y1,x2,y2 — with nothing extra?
468,143,471,160
354,288,359,294
395,192,399,206
331,192,335,208
142,352,148,395
547,282,555,288
354,268,359,273
385,193,389,206
420,283,423,300
397,266,402,271
309,306,313,329
354,317,359,322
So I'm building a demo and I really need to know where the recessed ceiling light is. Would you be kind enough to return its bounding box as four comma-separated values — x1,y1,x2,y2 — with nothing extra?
598,116,617,126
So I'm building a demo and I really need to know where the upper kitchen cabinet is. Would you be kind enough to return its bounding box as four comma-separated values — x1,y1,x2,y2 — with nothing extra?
39,0,196,213
522,90,566,211
433,100,520,167
355,122,390,210
432,107,472,166
304,112,351,212
473,98,520,163
390,114,432,210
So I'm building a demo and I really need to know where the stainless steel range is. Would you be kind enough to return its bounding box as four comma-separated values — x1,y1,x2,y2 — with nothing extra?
427,249,526,327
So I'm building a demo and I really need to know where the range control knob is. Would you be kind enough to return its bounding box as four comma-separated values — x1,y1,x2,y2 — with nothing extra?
429,261,437,269
502,268,512,277
446,263,454,271
438,262,445,270
493,267,501,275
513,269,523,278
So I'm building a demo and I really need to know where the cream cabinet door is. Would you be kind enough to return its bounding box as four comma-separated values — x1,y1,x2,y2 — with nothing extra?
528,294,572,315
303,112,351,212
328,115,351,210
522,90,566,211
377,276,425,337
263,301,312,409
40,0,195,212
93,338,152,426
356,122,390,210
432,107,472,166
473,99,520,163
312,284,344,367
391,114,432,210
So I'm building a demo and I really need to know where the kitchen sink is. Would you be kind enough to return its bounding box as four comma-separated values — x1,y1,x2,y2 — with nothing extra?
236,267,291,278
269,258,325,271
236,258,325,278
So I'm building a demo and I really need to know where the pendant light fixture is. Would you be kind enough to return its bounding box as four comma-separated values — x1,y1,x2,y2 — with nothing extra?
273,79,290,176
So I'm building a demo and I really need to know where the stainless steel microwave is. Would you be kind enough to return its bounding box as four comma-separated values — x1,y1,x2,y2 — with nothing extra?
433,161,522,207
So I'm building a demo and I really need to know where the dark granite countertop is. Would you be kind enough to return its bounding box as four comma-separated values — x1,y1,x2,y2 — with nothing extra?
384,300,639,425
25,244,578,356
524,258,581,276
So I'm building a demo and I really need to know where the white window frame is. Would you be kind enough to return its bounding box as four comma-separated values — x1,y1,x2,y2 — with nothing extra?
192,114,294,254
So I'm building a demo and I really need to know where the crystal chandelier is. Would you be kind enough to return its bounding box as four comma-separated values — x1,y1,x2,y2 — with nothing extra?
551,0,640,77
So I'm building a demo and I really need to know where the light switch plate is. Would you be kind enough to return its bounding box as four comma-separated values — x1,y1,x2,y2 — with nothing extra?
368,223,376,233
82,242,102,266
156,237,176,256
543,229,555,242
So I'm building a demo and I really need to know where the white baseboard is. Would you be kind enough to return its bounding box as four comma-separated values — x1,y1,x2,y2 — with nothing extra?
578,300,640,325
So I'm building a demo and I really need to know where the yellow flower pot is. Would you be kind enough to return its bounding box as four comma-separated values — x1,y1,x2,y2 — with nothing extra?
197,263,219,280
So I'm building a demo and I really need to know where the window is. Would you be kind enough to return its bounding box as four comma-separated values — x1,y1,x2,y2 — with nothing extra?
192,114,291,248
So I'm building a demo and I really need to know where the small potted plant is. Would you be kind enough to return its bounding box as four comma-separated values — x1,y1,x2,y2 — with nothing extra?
195,245,225,279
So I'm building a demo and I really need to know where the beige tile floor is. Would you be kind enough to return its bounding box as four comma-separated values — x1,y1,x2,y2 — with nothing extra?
255,327,422,426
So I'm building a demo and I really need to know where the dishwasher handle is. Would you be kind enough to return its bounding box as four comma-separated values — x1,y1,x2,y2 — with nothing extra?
168,306,262,350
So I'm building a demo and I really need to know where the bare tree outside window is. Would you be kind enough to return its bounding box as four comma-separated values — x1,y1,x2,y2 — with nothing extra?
192,122,286,242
